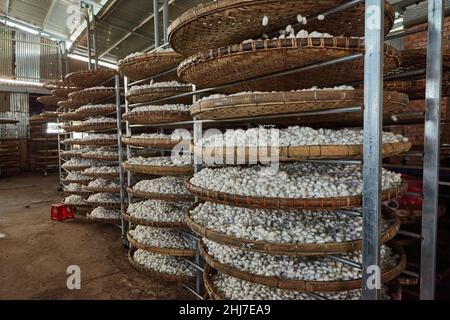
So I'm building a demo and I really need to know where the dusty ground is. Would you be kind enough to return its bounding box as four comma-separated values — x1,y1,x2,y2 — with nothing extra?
0,173,192,300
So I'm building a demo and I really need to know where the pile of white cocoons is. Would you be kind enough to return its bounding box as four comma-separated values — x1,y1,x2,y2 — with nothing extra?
129,226,196,250
190,202,393,244
89,207,121,220
212,272,392,300
127,200,185,223
133,177,190,195
133,249,196,277
127,156,192,167
204,239,399,281
190,163,402,198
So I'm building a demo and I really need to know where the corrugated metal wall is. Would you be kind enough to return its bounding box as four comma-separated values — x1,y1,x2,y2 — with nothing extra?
0,25,61,82
0,27,15,79
40,38,61,82
0,93,29,138
0,26,62,139
15,32,41,83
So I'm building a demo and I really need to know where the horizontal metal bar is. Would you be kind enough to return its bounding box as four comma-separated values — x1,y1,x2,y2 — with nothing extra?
181,257,205,273
403,270,420,278
384,69,426,81
128,66,178,87
177,230,201,241
308,292,329,300
338,210,363,217
385,26,427,40
181,283,204,300
439,181,450,186
129,106,363,128
404,192,423,197
130,53,363,107
301,159,362,165
329,255,362,269
398,230,424,240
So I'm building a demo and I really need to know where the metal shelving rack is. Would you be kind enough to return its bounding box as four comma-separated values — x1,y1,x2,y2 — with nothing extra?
116,0,444,300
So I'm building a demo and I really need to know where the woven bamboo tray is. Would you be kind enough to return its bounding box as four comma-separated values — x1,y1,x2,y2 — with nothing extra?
82,171,120,178
87,212,121,225
86,200,121,209
122,212,188,229
51,88,79,98
59,112,83,121
122,110,192,125
71,122,117,133
203,264,402,300
127,86,192,104
396,204,446,225
126,186,195,202
200,241,406,292
186,204,400,256
82,154,118,161
64,203,92,209
61,139,117,146
385,78,450,101
68,88,116,105
192,141,412,162
37,95,60,106
57,99,83,109
85,186,120,193
43,80,69,90
123,162,194,176
60,151,83,158
127,232,195,257
118,51,184,81
61,178,92,185
62,165,92,171
128,247,195,284
75,105,117,118
184,180,406,210
168,0,395,56
65,69,117,88
191,90,409,120
121,136,188,149
63,190,93,196
399,48,450,69
178,38,399,93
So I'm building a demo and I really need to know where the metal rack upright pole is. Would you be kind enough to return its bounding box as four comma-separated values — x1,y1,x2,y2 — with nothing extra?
91,5,98,69
153,0,160,48
85,5,92,70
162,0,169,44
192,84,204,298
115,75,127,244
420,0,444,300
362,0,384,300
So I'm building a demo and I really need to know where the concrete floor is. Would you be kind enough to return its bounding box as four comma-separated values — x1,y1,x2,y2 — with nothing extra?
0,173,191,300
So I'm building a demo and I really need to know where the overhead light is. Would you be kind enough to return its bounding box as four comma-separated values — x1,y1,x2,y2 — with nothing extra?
67,53,117,70
0,78,45,87
5,20,39,35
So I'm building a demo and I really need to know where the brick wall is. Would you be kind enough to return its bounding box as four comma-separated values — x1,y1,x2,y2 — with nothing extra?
389,17,450,150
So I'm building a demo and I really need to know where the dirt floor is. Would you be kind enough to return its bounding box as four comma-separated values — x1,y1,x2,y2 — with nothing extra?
0,173,192,300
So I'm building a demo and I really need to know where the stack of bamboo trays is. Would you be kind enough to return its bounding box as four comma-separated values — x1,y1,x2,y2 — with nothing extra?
119,51,198,284
57,69,121,221
166,0,412,300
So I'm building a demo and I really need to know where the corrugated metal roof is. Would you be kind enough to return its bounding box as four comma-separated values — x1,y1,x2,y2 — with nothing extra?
71,0,209,61
0,0,105,40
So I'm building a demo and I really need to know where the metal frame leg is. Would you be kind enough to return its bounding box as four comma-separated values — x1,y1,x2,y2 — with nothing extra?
362,0,384,300
115,75,127,245
420,0,444,301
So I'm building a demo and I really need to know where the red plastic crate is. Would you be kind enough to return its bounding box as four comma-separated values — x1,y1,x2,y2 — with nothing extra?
51,203,75,222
